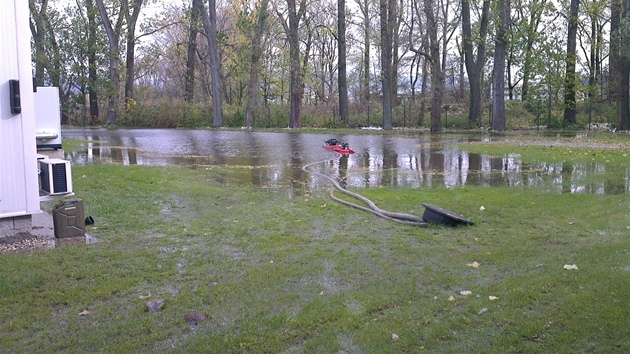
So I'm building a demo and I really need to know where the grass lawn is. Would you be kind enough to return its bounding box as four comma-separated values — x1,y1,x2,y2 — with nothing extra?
1,133,629,353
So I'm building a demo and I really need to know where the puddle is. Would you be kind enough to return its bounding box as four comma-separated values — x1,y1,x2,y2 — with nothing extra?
62,129,630,195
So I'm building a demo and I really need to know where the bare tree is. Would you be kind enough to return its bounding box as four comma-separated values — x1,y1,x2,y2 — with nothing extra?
563,0,579,125
491,0,510,131
245,0,270,127
380,0,394,129
356,0,372,104
276,0,307,128
185,0,202,103
29,0,49,87
95,0,127,125
338,0,349,125
199,0,224,126
609,0,630,130
85,0,100,119
461,0,489,125
124,0,144,105
409,0,443,131
423,0,443,132
29,0,65,122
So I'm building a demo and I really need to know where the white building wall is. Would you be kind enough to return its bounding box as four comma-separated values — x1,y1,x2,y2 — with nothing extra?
0,0,41,219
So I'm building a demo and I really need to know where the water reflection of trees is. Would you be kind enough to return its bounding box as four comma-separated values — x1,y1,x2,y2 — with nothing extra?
63,131,629,195
344,151,628,195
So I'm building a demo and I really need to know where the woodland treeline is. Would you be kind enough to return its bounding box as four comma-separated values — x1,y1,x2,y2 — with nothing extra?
29,0,630,131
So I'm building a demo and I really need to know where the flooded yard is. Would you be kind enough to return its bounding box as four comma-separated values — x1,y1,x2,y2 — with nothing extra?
62,129,630,194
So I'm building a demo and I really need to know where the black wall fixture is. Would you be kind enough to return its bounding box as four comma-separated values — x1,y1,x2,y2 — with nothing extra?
9,79,21,114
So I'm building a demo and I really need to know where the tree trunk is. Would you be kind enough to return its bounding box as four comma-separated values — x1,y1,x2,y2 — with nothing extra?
563,0,579,125
95,0,127,125
380,0,393,129
390,0,400,107
609,0,622,105
200,0,224,127
86,0,100,119
491,0,510,131
124,0,144,105
185,0,202,103
28,0,48,87
245,0,269,128
618,0,630,130
419,55,428,126
461,0,489,125
338,0,349,125
588,12,597,97
609,0,630,130
359,0,371,103
620,56,630,130
280,0,307,128
595,21,604,96
521,43,532,101
423,0,442,132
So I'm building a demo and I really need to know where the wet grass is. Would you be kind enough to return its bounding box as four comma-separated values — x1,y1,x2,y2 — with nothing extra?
1,137,630,352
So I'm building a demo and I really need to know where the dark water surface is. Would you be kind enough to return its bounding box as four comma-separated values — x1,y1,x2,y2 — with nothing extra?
62,129,629,194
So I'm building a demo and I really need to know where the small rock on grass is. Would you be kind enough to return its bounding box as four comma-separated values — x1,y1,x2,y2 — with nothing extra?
184,312,206,325
145,299,165,313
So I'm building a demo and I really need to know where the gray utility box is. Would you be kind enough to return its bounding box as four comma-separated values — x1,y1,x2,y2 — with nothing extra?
52,199,85,238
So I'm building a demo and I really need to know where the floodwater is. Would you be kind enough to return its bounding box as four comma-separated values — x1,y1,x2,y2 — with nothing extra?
62,129,629,195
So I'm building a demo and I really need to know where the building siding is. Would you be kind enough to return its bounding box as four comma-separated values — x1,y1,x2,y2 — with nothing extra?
0,0,41,219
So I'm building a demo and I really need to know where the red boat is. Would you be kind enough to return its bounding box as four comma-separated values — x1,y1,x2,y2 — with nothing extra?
324,139,354,154
333,146,355,154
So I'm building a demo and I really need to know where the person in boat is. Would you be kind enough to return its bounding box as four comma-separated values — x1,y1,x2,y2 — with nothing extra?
340,142,350,150
325,138,340,146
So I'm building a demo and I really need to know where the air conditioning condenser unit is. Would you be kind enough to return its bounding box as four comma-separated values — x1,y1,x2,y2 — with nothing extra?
39,158,72,195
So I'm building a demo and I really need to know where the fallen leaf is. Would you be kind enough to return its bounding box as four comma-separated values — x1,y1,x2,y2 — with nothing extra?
184,312,206,325
563,264,578,270
319,291,324,296
269,260,274,264
467,261,480,268
78,309,90,316
139,293,151,300
448,296,455,301
489,296,499,301
146,299,166,313
460,290,472,296
479,206,485,211
391,333,399,342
